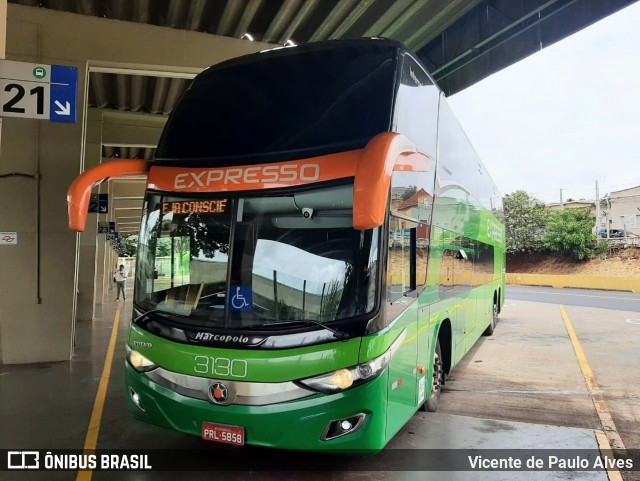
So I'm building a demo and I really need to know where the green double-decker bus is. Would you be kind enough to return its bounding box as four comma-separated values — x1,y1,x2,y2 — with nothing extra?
68,38,505,452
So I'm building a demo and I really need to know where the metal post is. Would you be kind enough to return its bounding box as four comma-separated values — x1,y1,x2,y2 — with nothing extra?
273,270,278,317
595,181,600,235
302,279,306,319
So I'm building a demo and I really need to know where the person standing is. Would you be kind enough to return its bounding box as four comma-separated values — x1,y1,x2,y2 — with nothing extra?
114,264,128,301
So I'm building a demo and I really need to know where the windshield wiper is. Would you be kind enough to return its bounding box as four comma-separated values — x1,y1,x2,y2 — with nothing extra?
261,319,350,341
133,308,187,323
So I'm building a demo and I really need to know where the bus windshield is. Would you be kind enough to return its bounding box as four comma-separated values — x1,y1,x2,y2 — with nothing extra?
135,183,379,329
155,43,396,164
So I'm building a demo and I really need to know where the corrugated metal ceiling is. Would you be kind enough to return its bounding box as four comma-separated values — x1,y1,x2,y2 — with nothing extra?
13,0,638,160
12,0,635,231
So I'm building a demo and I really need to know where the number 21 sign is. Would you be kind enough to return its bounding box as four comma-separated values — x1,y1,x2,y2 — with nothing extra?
0,59,77,123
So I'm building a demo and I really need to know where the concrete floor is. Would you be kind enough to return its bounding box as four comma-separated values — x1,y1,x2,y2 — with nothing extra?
2,287,637,480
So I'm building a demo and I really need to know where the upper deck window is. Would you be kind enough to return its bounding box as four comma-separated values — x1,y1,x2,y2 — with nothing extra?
156,43,397,164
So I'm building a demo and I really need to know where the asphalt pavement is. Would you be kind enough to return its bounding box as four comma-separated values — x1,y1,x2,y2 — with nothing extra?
506,285,640,312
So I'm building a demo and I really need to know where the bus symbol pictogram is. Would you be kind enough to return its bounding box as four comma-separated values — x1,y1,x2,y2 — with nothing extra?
33,67,46,79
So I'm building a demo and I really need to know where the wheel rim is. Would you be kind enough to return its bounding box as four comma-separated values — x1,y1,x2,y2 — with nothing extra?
432,350,444,396
493,303,498,325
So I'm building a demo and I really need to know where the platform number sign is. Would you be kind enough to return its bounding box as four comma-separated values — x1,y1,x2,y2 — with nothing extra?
88,194,109,214
0,59,78,123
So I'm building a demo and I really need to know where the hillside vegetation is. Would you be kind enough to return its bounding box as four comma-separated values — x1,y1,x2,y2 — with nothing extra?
507,249,640,277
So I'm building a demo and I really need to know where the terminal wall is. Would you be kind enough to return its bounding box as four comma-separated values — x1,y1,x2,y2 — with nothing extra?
0,4,271,363
0,0,6,362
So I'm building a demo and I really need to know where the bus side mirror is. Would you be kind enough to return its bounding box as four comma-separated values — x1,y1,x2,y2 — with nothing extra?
67,160,150,232
455,250,468,260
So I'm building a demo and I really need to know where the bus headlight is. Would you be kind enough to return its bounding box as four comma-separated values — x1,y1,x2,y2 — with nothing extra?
298,329,407,394
126,346,157,372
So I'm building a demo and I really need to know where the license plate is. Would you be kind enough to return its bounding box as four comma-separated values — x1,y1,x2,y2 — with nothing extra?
202,422,245,446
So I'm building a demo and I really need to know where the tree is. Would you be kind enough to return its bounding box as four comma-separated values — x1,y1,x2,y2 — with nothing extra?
502,190,549,254
117,234,138,257
401,185,418,201
542,208,596,261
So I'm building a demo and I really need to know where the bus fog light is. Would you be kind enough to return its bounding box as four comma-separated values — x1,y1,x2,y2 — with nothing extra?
322,414,366,441
130,388,146,412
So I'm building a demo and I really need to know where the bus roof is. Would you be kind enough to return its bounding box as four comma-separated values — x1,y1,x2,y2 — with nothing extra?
155,39,416,167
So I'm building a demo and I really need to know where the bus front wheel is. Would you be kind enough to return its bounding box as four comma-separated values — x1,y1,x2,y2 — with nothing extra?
422,339,443,412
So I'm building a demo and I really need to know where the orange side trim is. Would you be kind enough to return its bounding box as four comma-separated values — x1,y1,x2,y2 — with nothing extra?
354,133,433,230
67,159,150,232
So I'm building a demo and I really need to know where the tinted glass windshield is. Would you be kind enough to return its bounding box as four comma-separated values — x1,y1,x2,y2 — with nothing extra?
155,43,396,163
135,184,379,329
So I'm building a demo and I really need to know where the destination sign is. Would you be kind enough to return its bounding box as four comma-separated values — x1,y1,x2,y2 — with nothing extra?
162,200,228,215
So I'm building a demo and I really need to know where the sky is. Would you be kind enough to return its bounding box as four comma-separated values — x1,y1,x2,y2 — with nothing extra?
448,1,640,204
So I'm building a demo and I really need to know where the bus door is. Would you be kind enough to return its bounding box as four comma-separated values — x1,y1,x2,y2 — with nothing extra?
385,215,418,437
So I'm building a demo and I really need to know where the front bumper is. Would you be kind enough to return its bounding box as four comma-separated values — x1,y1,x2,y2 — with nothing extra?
125,362,389,452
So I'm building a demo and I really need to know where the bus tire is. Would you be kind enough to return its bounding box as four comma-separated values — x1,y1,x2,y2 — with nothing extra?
483,301,498,336
423,338,443,412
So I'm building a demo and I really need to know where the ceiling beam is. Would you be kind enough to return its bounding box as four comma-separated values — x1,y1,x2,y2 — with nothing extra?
218,0,246,36
277,0,319,43
309,0,359,42
130,75,145,112
329,0,376,40
166,0,187,28
133,0,150,23
185,0,207,30
264,0,303,43
379,0,429,40
234,0,264,38
406,0,482,51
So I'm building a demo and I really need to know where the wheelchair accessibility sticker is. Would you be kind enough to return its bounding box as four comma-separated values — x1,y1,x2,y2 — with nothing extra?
230,286,252,311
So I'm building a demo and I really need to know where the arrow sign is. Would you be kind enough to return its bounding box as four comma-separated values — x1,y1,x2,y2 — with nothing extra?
98,194,109,213
53,100,70,116
50,65,77,123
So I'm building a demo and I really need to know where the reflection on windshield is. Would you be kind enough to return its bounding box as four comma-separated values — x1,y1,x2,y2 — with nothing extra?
251,240,349,321
135,184,378,329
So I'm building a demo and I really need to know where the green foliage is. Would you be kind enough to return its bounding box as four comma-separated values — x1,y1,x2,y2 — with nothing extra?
542,208,596,261
502,190,549,254
401,185,418,201
593,240,609,258
117,234,138,257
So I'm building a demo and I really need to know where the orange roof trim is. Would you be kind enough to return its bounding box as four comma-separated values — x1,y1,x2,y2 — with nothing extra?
66,134,432,232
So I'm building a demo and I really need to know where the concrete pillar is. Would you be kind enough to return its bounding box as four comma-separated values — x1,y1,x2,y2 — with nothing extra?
94,217,107,309
76,111,101,322
0,0,7,362
0,4,271,363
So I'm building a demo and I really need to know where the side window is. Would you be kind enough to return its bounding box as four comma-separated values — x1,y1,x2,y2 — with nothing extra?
387,214,413,303
394,54,439,159
437,231,474,300
386,163,437,315
473,241,495,285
